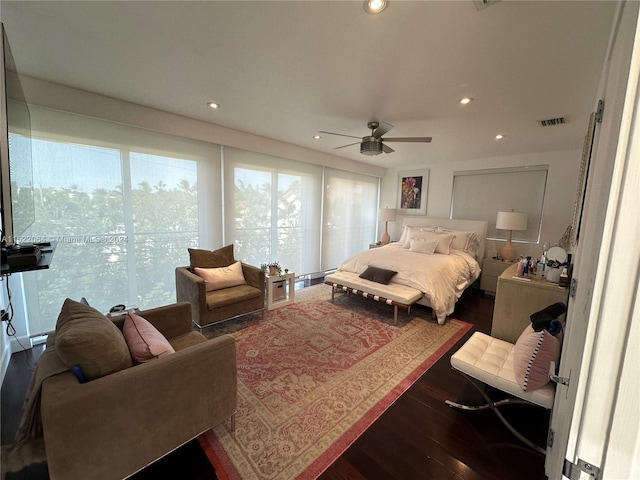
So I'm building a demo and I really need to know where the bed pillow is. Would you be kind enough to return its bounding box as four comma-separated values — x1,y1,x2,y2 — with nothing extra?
359,266,397,285
195,261,247,291
55,298,134,381
123,312,175,364
189,244,234,269
400,226,437,248
397,225,410,246
404,229,454,254
409,238,439,254
513,324,562,391
436,227,479,255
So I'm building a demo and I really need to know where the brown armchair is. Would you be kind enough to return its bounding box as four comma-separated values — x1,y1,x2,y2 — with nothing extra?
37,301,237,480
176,245,265,330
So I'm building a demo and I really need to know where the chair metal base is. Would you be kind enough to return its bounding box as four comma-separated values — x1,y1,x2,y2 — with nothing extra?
446,370,548,455
193,307,265,332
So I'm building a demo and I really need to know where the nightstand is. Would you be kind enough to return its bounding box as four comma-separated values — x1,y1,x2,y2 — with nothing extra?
480,258,512,295
266,272,295,310
491,264,569,343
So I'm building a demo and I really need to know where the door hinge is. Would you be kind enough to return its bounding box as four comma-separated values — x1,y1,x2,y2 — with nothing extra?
570,277,578,297
595,99,605,123
547,428,555,448
549,362,570,387
564,458,601,480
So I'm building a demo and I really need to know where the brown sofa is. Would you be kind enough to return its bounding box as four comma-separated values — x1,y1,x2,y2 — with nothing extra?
37,301,237,480
176,245,265,329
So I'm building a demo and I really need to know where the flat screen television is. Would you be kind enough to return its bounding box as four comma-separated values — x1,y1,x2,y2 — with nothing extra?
1,23,35,250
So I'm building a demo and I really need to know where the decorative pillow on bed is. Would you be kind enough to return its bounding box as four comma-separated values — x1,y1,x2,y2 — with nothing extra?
195,261,247,291
403,229,454,254
409,238,439,254
359,266,397,284
513,324,562,391
400,225,436,248
436,227,479,255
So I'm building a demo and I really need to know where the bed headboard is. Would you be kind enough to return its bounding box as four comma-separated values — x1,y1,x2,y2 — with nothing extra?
401,217,488,266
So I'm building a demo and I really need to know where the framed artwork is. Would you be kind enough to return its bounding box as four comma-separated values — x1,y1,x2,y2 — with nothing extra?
397,170,428,215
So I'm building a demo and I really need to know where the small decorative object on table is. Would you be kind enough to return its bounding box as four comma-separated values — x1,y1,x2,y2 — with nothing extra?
261,261,282,276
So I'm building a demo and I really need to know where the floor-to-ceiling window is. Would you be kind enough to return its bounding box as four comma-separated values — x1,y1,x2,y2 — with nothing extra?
322,167,379,270
223,148,323,275
18,109,380,337
22,107,219,336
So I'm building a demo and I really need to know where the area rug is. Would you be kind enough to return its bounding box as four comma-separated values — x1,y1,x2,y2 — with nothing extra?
199,284,472,479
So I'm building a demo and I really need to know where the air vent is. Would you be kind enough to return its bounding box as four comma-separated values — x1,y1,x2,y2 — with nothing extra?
538,116,567,127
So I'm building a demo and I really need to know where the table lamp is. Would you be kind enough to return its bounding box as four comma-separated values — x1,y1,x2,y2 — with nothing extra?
496,211,528,262
378,207,396,245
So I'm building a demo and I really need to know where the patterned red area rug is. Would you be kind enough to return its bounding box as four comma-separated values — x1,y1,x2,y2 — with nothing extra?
199,285,471,479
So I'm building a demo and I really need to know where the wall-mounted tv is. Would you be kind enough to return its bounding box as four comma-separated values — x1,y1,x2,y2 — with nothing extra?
1,23,35,249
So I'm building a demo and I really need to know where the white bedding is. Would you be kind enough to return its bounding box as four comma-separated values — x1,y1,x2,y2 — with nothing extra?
336,243,481,323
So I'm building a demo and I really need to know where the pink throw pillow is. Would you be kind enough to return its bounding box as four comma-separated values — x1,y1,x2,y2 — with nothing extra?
513,324,561,391
195,260,247,291
123,312,175,364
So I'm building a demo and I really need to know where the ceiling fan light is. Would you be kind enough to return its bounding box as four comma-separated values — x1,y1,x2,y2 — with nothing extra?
364,0,387,14
360,139,383,155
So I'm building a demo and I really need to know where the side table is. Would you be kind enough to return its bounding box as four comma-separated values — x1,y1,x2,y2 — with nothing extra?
480,257,512,295
266,272,295,310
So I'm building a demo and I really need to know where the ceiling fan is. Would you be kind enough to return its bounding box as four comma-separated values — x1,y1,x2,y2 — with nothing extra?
319,121,432,156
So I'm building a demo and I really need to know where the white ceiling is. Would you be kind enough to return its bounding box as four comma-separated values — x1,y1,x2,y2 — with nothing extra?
1,1,616,169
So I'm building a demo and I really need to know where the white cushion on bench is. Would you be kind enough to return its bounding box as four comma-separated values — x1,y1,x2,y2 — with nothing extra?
325,271,423,305
451,332,555,409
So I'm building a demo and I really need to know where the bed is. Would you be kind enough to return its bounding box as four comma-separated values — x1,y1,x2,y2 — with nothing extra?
325,217,487,325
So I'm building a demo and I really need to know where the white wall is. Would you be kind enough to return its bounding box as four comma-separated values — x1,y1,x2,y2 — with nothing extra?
379,149,582,261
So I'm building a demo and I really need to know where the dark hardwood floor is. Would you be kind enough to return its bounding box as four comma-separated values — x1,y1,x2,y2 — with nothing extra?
1,285,547,480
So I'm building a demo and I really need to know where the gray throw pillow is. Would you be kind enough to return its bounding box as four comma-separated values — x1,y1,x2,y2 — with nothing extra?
359,266,397,285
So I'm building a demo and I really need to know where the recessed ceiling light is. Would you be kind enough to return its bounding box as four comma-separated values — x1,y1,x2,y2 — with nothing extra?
364,0,387,14
495,134,505,140
207,102,221,110
459,97,473,105
314,135,321,140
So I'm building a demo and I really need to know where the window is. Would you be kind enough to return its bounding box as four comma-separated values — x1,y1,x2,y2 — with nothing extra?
223,148,323,275
451,166,548,243
22,107,218,336
322,168,379,270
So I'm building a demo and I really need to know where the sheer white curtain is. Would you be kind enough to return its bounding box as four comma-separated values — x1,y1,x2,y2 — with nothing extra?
222,147,323,275
22,106,221,336
321,167,379,270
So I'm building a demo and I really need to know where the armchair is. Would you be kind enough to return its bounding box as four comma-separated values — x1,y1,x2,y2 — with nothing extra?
37,301,237,480
176,245,265,330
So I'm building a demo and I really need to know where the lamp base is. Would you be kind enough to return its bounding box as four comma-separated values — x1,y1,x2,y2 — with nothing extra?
500,242,516,262
380,231,390,245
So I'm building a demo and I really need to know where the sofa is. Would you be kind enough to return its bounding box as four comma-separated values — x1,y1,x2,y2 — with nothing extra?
176,244,265,329
34,300,237,480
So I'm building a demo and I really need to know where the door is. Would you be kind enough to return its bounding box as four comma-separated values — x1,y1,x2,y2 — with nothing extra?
545,3,640,478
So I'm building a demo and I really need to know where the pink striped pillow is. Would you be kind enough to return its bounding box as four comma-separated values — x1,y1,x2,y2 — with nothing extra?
513,325,561,391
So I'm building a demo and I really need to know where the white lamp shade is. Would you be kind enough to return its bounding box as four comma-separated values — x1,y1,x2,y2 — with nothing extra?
496,211,528,231
378,208,397,222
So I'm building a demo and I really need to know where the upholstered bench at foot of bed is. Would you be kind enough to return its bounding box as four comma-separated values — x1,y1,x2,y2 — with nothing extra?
325,271,423,326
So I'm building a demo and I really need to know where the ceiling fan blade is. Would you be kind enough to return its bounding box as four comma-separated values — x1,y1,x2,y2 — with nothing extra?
382,143,395,154
372,122,394,138
382,137,433,143
334,141,361,150
319,130,362,140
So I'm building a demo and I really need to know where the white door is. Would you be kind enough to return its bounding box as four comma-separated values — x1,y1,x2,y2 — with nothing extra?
546,3,640,479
